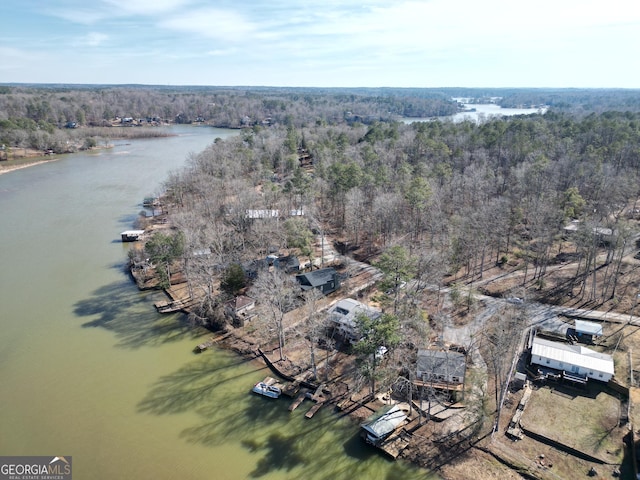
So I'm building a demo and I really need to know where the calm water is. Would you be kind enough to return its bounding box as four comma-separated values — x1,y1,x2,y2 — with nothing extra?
404,103,547,123
0,126,431,479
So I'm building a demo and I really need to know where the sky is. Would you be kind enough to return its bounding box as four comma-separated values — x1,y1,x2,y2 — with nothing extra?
1,0,639,88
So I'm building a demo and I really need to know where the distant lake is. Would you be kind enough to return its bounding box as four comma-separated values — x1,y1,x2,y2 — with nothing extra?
403,103,548,124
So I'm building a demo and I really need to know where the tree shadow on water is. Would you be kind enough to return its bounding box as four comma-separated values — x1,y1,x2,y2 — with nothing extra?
247,433,306,478
137,355,261,416
73,280,202,349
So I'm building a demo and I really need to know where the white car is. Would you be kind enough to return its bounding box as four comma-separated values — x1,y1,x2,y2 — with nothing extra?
375,346,388,359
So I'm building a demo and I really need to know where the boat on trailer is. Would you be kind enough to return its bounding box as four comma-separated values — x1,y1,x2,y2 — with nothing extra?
252,381,282,399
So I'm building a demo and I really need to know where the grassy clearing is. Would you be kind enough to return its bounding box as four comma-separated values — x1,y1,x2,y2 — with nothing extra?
520,385,625,463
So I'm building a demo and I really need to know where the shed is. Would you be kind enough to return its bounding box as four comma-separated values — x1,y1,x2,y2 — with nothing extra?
360,404,407,445
295,268,339,295
574,320,603,340
416,349,466,389
530,336,614,382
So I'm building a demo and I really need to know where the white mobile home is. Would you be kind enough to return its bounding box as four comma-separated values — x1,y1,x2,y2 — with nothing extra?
530,337,614,382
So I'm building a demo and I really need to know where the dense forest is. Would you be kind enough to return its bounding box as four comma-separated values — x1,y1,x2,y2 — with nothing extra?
0,85,457,153
141,106,640,326
3,84,640,154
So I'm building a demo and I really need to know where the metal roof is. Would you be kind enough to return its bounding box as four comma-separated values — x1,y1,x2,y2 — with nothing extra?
296,267,336,288
531,337,614,375
417,349,466,378
360,404,407,439
328,298,381,329
574,320,603,336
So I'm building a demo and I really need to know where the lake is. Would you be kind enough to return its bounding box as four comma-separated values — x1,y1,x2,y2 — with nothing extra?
0,125,432,479
403,102,547,123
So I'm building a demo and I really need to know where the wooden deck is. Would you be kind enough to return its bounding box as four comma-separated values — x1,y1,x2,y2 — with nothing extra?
378,431,412,459
305,402,324,418
155,297,196,313
288,392,309,411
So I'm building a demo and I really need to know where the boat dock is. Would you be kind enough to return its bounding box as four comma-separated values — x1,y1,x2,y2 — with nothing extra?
378,431,412,459
305,402,324,418
154,298,195,313
193,332,230,353
259,376,286,391
288,392,309,411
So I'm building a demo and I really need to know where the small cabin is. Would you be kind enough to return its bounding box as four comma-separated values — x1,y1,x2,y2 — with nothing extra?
121,230,145,242
225,295,256,327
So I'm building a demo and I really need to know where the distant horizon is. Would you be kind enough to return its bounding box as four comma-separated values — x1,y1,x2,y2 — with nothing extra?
3,83,640,92
2,1,639,89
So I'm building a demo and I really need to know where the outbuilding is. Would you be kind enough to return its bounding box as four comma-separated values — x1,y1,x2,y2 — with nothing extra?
573,320,603,343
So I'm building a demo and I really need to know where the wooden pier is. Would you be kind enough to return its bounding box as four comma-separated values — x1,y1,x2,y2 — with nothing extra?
305,402,325,418
289,392,309,412
193,333,230,353
378,431,412,459
155,298,194,313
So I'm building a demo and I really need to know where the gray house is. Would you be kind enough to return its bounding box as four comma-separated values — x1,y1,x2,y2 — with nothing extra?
295,268,340,295
416,349,466,391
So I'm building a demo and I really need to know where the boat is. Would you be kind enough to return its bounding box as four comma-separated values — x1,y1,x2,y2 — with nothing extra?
120,230,145,242
252,381,282,399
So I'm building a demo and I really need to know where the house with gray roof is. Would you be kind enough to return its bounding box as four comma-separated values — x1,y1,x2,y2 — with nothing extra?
295,267,339,295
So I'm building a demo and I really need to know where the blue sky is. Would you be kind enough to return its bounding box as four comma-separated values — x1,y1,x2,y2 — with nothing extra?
1,0,639,88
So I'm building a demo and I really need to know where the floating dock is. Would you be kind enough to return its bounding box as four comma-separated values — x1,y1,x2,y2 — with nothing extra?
378,431,412,459
193,333,230,353
194,337,217,353
288,392,309,411
155,298,194,313
305,402,324,418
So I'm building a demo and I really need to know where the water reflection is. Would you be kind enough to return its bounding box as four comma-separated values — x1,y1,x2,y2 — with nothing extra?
74,279,201,349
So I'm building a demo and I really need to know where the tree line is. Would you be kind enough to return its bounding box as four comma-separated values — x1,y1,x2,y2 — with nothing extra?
0,85,459,153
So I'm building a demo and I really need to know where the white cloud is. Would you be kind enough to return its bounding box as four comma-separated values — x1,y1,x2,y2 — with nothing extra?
84,32,109,47
46,7,107,25
102,0,192,15
159,8,257,41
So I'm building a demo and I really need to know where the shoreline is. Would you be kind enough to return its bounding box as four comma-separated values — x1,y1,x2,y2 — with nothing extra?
0,157,61,176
